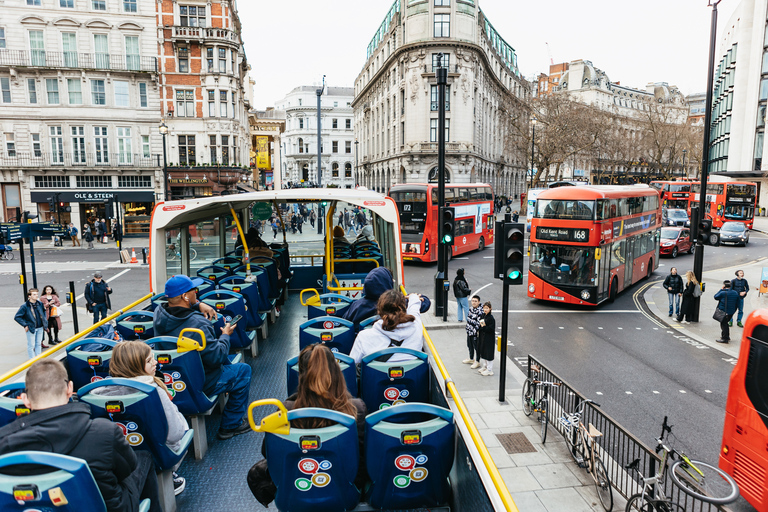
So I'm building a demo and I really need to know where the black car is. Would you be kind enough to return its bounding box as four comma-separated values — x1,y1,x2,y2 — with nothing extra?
662,209,690,227
718,221,750,246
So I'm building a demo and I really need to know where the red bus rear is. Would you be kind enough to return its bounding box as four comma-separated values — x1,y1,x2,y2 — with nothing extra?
690,181,758,229
650,180,694,210
389,183,494,263
528,185,661,305
720,308,768,510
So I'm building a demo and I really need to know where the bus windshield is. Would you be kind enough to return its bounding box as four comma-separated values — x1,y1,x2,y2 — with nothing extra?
529,243,596,286
727,184,757,197
535,199,595,220
391,189,427,233
723,204,754,220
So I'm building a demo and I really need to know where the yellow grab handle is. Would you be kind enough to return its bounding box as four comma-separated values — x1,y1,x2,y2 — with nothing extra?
248,399,290,434
300,288,320,307
177,328,206,353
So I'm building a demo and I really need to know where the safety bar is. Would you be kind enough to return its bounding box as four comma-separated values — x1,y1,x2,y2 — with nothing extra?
325,273,364,293
333,258,380,268
399,284,519,512
0,293,154,384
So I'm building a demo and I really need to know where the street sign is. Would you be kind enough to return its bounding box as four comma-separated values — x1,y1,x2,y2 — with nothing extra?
252,202,273,220
0,222,66,241
0,223,23,242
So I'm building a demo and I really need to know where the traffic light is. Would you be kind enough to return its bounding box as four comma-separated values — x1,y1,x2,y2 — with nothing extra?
440,206,455,245
48,197,56,213
698,218,714,245
501,222,525,285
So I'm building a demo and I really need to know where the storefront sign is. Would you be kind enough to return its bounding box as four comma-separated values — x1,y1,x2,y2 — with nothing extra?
256,136,271,170
168,178,208,184
31,191,155,203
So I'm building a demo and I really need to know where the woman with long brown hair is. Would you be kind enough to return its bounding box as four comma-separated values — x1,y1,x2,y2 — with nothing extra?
40,285,62,346
677,271,699,324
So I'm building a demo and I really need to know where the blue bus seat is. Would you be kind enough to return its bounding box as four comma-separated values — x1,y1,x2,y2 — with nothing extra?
195,265,230,284
226,247,244,259
364,403,455,509
358,315,380,332
249,258,281,300
150,293,167,311
218,276,267,329
195,276,216,298
286,352,357,398
65,339,117,391
307,293,353,319
199,290,256,352
114,311,155,340
360,348,430,413
260,407,360,512
299,316,355,355
0,383,28,428
0,451,151,512
233,265,276,312
212,257,242,272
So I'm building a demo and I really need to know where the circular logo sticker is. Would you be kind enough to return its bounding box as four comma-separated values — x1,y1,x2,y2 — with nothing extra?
312,473,331,487
115,423,127,436
410,467,428,482
318,460,332,471
298,458,319,475
126,422,138,431
393,475,410,488
163,373,173,385
378,403,391,410
90,375,103,383
172,381,187,392
392,399,406,406
171,372,181,380
126,433,144,446
323,321,334,329
415,454,428,465
384,387,400,401
295,478,312,491
395,455,416,471
399,389,410,398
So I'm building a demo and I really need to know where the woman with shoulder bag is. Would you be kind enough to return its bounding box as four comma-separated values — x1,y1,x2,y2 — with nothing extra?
676,271,698,324
84,224,94,249
40,285,62,345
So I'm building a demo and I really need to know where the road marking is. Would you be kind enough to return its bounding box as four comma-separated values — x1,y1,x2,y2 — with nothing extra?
595,392,603,395
618,327,623,330
636,327,642,330
626,391,632,395
483,256,495,259
705,390,712,394
517,326,523,329
653,391,660,394
559,326,564,329
71,268,131,302
538,326,543,329
598,327,603,329
679,390,687,394
578,327,584,330
474,283,493,295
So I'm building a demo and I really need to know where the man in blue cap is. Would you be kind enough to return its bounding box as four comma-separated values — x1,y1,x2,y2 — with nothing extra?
153,275,253,440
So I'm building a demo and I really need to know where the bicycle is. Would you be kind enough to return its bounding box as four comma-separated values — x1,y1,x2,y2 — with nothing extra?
559,399,613,511
166,243,197,261
625,416,739,511
522,364,561,444
0,244,14,260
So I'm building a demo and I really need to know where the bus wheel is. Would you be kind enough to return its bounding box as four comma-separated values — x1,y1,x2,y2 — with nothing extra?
609,277,618,303
478,237,485,251
646,260,653,279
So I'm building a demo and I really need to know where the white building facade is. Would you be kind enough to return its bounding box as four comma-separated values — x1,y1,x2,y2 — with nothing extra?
275,86,356,188
0,0,163,236
352,0,530,198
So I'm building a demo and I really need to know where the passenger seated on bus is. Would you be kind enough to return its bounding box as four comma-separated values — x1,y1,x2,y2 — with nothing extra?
333,225,351,247
153,275,253,441
247,344,367,506
355,225,376,243
349,290,426,364
238,227,274,259
0,359,162,512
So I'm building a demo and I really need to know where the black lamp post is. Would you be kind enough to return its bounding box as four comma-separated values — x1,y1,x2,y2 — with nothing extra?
529,116,537,189
159,122,169,201
354,139,359,187
682,148,688,178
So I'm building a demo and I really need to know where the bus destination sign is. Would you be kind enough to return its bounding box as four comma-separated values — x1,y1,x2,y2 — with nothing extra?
536,227,589,242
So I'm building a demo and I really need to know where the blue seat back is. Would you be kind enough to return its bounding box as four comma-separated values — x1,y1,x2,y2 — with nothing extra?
364,404,455,509
196,265,230,284
249,258,280,299
65,339,117,391
0,383,29,428
299,316,355,355
78,379,191,471
143,336,217,415
0,452,108,511
226,247,244,258
233,266,272,311
266,408,360,512
212,257,242,272
196,277,216,298
358,315,380,331
218,276,264,328
286,352,357,398
199,290,252,350
269,245,291,277
150,293,167,311
361,348,430,412
307,294,353,320
114,312,155,340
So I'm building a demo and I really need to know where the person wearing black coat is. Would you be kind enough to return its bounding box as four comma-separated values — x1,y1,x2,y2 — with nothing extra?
676,271,698,324
14,288,49,357
453,268,471,321
477,302,496,376
0,360,161,512
662,267,684,317
84,272,113,324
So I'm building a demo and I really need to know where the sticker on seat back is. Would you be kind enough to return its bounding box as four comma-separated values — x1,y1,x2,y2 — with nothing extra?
393,453,428,488
295,458,332,491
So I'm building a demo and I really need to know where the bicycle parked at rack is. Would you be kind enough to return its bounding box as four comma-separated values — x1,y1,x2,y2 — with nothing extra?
166,243,197,261
0,244,14,260
559,399,613,511
522,364,561,444
625,416,739,511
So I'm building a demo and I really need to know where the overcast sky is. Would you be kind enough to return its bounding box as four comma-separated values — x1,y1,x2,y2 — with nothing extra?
239,0,740,109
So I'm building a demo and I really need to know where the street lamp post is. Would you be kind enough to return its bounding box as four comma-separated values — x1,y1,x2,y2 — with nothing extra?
682,149,688,178
530,116,537,189
354,139,359,187
159,122,169,201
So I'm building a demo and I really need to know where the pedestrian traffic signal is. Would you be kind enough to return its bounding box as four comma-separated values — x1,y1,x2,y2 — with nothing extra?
440,206,456,245
500,222,524,285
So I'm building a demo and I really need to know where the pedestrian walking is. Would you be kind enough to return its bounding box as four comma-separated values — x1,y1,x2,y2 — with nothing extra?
290,214,298,234
453,268,471,321
40,285,63,345
731,270,749,328
84,272,112,324
512,211,520,222
271,219,279,239
714,280,739,343
112,221,123,247
463,295,482,366
15,288,48,358
676,271,698,324
296,214,303,234
356,209,366,229
99,218,108,243
69,223,80,247
663,267,683,317
476,302,496,376
309,209,316,228
83,224,94,249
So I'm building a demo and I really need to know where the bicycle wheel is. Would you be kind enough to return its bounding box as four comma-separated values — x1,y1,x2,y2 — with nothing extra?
625,494,656,512
539,398,548,444
593,456,613,512
190,247,197,260
166,249,176,261
670,458,739,505
522,378,534,416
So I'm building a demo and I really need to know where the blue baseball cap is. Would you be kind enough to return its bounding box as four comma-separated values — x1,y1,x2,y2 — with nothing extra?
164,275,205,298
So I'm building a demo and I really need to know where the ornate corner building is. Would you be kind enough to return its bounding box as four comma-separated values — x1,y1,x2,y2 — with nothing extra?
352,0,529,198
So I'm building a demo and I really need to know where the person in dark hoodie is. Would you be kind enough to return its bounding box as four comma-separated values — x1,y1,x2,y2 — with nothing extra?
0,359,161,512
85,272,113,324
153,274,253,440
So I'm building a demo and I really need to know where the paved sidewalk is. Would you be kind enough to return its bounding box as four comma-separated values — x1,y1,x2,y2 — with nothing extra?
428,327,615,512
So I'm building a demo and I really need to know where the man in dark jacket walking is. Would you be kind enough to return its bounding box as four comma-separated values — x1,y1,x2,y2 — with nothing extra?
662,267,684,317
0,359,161,512
731,270,749,328
714,280,740,343
15,288,48,358
85,272,112,324
453,268,471,321
153,275,253,440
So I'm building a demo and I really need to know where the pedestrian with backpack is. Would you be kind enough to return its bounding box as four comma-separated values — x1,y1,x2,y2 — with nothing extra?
83,224,94,249
453,268,471,321
84,272,112,324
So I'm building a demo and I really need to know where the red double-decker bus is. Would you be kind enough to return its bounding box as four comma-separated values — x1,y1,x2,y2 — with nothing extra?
528,185,661,305
690,181,758,229
389,183,494,263
649,180,694,210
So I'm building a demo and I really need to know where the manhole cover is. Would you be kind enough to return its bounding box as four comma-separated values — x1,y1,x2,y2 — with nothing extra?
496,432,537,454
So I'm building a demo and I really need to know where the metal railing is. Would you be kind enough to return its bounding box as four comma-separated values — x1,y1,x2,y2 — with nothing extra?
0,152,161,168
528,355,728,511
0,50,157,72
171,26,239,45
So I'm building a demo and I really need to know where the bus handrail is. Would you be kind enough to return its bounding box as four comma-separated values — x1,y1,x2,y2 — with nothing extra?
0,293,154,385
333,258,380,268
399,285,518,512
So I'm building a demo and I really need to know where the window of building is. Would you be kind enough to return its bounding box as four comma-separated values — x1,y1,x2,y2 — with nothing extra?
435,0,450,4
231,93,235,119
206,48,214,72
46,79,60,105
67,79,82,105
35,175,69,188
5,134,15,157
429,119,450,142
332,118,338,129
49,126,63,163
123,0,136,13
220,90,227,117
207,90,215,116
0,28,5,49
345,162,352,177
332,141,338,153
221,135,229,165
333,101,338,107
178,46,189,73
125,36,140,71
92,0,106,10
27,0,41,5
94,34,109,69
141,135,150,158
60,0,74,8
76,175,112,188
94,126,108,163
118,175,152,188
345,141,351,153
114,81,129,107
178,135,195,165
210,134,217,163
218,48,226,73
31,133,41,157
90,79,106,105
180,5,205,27
62,32,77,67
346,118,351,129
434,14,450,38
298,137,304,154
139,82,147,108
401,121,405,145
176,89,194,117
430,85,450,111
117,127,132,164
299,118,304,129
29,30,45,66
332,162,339,177
0,77,10,104
432,53,449,71
71,126,85,163
29,79,39,104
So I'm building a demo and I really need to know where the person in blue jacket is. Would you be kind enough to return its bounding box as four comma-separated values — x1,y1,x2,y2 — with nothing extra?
153,275,253,440
714,280,740,344
15,288,48,358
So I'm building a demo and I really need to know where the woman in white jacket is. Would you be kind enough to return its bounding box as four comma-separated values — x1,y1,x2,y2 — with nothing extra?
349,290,425,364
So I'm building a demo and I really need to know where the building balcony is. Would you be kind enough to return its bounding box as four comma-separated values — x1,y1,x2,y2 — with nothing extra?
0,152,161,169
0,50,157,73
171,26,240,48
411,142,462,152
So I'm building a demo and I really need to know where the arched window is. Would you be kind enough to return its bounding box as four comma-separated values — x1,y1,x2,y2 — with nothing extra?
297,138,303,154
345,162,352,177
332,162,339,177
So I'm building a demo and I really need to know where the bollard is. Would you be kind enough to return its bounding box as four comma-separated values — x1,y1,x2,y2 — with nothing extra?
69,280,79,334
142,247,147,264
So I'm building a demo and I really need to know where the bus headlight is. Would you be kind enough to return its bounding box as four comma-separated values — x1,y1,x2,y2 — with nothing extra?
580,290,591,300
528,284,535,293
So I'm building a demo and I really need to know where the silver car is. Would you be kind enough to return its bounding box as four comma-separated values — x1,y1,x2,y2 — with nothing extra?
719,221,749,246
